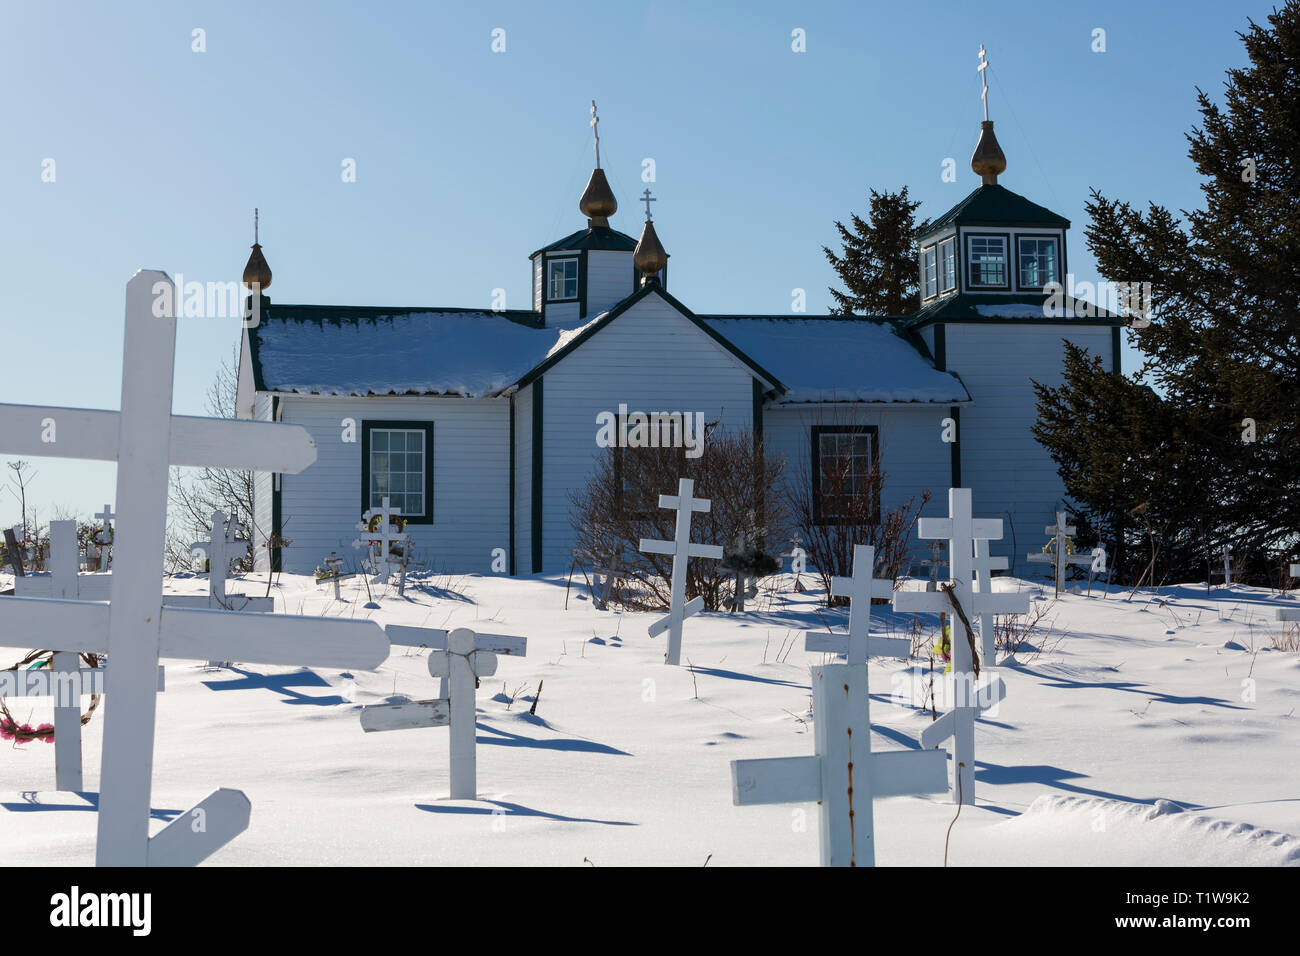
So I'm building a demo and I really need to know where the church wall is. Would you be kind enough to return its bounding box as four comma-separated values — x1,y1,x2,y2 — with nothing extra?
538,294,756,571
586,250,634,316
272,395,511,575
762,403,952,564
944,322,1114,568
252,392,275,573
513,383,533,573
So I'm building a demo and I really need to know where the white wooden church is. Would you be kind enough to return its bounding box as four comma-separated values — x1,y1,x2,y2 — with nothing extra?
236,107,1120,576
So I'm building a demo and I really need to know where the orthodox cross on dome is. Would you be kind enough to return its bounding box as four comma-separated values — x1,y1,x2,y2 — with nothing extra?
641,188,656,220
590,100,601,168
254,207,259,244
978,44,991,121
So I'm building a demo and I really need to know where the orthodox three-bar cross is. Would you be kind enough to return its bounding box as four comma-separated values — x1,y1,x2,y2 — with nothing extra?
804,544,908,664
731,663,947,866
639,478,723,666
93,504,115,570
892,488,1029,805
0,271,388,866
1027,511,1091,597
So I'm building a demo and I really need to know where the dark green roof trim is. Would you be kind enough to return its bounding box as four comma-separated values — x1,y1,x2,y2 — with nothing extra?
243,301,269,391
261,302,543,328
530,225,639,257
508,282,788,394
920,184,1070,239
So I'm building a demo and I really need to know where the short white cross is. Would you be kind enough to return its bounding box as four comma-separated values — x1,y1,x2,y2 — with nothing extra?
804,545,907,664
1026,511,1090,597
353,496,409,583
591,547,624,610
972,539,1010,666
639,478,724,666
1210,546,1243,591
892,489,1029,804
322,552,355,600
919,538,947,592
93,504,115,570
361,625,527,800
0,271,388,866
731,662,948,866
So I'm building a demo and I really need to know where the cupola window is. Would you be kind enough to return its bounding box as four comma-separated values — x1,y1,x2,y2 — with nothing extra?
547,258,578,301
939,237,956,293
1017,236,1059,290
967,235,1008,288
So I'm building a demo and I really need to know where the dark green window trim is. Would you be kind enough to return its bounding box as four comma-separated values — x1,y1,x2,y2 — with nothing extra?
810,424,880,526
270,395,282,573
578,249,589,318
360,419,435,524
1111,325,1122,376
530,379,544,573
965,231,1012,291
508,393,516,576
949,406,962,488
612,414,687,519
544,255,580,304
1013,234,1062,293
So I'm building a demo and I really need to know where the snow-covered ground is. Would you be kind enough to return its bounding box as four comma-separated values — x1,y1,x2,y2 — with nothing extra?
1,569,1297,866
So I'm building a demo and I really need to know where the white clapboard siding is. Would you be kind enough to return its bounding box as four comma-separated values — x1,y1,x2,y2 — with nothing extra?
532,258,543,312
762,403,952,551
585,250,635,317
274,396,510,574
513,383,533,572
945,323,1114,565
539,293,757,570
544,300,581,327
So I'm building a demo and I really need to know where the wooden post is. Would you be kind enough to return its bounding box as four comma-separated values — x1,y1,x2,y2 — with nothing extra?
4,527,24,577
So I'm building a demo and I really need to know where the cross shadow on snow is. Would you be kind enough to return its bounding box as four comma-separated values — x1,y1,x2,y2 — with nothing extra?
1016,666,1246,710
974,761,1174,806
688,666,807,689
201,667,349,706
475,722,631,755
415,799,635,826
1,790,182,820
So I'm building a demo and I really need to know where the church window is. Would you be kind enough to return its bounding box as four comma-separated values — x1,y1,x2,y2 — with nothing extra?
967,235,1008,288
939,237,956,292
362,421,434,523
613,416,686,518
547,258,579,301
1017,236,1059,289
811,425,880,525
921,247,938,300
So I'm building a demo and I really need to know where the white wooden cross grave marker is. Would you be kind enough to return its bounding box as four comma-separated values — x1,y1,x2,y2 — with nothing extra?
920,538,947,593
972,539,1010,666
94,504,115,571
360,625,527,799
189,511,274,665
893,489,1030,804
638,478,724,666
0,271,389,866
804,544,909,663
1027,511,1092,597
591,546,623,610
1210,546,1244,593
731,663,948,866
4,520,164,792
322,552,356,600
353,496,409,584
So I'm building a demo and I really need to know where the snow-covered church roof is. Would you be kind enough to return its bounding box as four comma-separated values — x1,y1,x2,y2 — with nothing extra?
701,317,970,404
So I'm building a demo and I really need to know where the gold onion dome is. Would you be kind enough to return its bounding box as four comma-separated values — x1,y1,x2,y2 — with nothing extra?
971,120,1007,185
579,167,618,226
242,242,272,291
634,219,668,280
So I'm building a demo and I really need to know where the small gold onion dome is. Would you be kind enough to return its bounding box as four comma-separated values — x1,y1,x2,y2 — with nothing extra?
579,167,618,225
971,120,1007,185
633,219,668,280
242,242,272,291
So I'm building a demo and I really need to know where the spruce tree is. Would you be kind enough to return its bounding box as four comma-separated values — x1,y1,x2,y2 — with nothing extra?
823,187,929,315
1035,3,1300,583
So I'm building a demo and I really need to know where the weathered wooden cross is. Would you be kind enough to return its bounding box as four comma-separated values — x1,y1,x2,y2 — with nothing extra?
1027,511,1091,597
972,539,1010,666
94,504,115,571
893,488,1030,804
731,663,948,865
321,552,356,600
591,547,623,610
639,478,724,666
920,538,947,593
726,532,760,613
1210,546,1244,592
779,543,807,592
804,545,908,663
360,625,527,800
0,271,389,866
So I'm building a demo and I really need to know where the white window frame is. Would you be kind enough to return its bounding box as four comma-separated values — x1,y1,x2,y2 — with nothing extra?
966,234,1009,289
921,246,938,300
939,237,956,293
1017,235,1060,290
368,427,428,519
547,257,579,301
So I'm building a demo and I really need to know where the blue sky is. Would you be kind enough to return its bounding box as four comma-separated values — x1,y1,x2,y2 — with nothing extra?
0,0,1271,523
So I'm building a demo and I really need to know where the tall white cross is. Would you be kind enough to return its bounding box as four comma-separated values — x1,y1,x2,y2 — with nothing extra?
361,625,527,800
1027,511,1090,597
804,545,908,663
732,663,948,865
94,504,115,570
978,44,991,121
639,478,724,666
973,539,1010,666
353,496,408,582
0,271,388,866
892,489,1029,804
